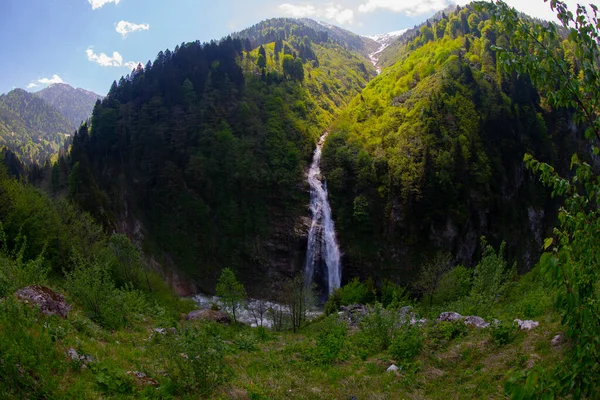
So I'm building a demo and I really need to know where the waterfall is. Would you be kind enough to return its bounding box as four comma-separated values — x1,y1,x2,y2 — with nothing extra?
304,132,341,296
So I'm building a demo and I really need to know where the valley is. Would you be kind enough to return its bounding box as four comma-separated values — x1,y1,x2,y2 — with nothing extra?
0,0,598,398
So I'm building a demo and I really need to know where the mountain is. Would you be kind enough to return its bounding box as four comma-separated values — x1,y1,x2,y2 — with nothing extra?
0,89,73,165
34,83,103,129
321,3,576,283
64,27,375,295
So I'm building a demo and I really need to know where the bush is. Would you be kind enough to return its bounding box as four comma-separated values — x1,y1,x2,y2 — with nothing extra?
427,320,468,349
389,324,423,362
153,325,229,396
324,278,376,314
357,302,395,354
380,279,411,309
0,298,65,398
431,265,472,306
490,321,518,347
309,323,347,366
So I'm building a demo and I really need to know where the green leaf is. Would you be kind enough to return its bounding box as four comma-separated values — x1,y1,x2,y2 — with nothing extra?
543,237,553,250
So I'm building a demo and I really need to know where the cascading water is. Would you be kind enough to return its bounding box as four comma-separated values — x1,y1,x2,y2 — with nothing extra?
304,132,341,297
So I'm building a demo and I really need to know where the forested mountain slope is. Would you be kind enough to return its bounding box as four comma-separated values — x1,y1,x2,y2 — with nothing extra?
322,2,578,282
0,89,72,165
66,25,375,294
34,83,103,129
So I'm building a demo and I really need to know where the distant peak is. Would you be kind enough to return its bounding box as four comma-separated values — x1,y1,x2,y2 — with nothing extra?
366,29,408,44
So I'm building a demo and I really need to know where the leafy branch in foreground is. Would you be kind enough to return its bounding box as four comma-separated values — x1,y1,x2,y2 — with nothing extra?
489,0,600,397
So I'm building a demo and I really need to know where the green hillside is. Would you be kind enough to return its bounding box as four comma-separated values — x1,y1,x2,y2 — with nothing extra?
321,2,576,282
0,89,73,165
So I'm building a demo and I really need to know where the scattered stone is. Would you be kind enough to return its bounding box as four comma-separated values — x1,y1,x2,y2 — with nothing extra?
15,285,71,318
153,328,167,335
387,364,400,372
464,316,490,328
515,319,539,331
551,333,564,347
185,309,231,324
437,312,463,322
127,371,159,386
399,306,415,320
338,304,369,328
410,317,427,326
67,348,94,367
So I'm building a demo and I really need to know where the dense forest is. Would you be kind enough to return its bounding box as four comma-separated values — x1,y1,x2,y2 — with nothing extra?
1,0,600,397
0,89,73,165
62,24,375,293
34,83,103,129
321,2,579,282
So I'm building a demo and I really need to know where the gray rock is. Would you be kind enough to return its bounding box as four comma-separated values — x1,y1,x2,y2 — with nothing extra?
387,364,400,372
126,371,159,386
515,319,539,331
399,306,415,320
551,334,564,347
16,285,71,318
437,312,463,322
464,316,489,328
186,309,231,324
67,347,94,366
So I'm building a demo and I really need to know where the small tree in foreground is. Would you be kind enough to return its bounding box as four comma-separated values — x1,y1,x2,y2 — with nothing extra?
215,268,246,323
489,0,600,397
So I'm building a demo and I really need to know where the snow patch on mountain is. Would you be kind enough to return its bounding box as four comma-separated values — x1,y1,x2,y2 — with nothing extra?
366,29,407,74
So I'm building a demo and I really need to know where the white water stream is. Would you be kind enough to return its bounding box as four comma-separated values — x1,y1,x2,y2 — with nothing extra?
304,132,341,295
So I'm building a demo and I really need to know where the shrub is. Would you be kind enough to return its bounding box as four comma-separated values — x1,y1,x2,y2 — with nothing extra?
309,323,347,366
324,278,376,314
357,302,395,354
380,279,411,309
490,321,518,347
427,320,468,349
432,265,472,306
154,326,229,396
389,324,423,362
0,298,65,398
215,268,246,323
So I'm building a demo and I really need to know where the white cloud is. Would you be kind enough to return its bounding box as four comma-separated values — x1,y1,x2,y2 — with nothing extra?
88,0,120,10
280,2,354,25
115,20,150,37
491,0,600,24
27,74,64,89
358,0,453,16
86,48,139,70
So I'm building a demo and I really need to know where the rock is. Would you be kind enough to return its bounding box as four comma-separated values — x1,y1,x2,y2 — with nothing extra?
167,328,177,334
387,364,400,372
15,285,71,318
464,316,489,328
551,334,564,347
437,312,463,322
410,317,427,326
515,319,539,331
399,306,415,320
153,328,167,335
67,348,94,367
186,309,231,324
127,371,158,386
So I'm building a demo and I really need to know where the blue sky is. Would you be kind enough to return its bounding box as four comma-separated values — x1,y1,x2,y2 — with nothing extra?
0,0,597,96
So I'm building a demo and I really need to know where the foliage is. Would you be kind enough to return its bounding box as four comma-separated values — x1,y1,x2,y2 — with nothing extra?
0,89,73,165
357,302,396,354
34,83,103,128
284,274,316,332
431,264,472,306
414,252,453,308
489,0,600,396
66,27,374,292
153,325,230,396
426,320,468,350
489,320,518,347
215,268,247,323
389,324,423,362
324,277,376,314
468,238,515,316
309,322,347,366
322,2,571,281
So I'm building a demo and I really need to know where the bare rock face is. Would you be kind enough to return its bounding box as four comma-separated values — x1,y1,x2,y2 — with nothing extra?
186,309,231,324
15,285,71,318
437,312,463,322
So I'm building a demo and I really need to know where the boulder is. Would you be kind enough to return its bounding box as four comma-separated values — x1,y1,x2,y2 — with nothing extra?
15,285,71,318
67,348,94,367
515,319,539,331
437,312,463,322
186,309,231,324
464,316,489,328
387,364,400,372
551,334,564,347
